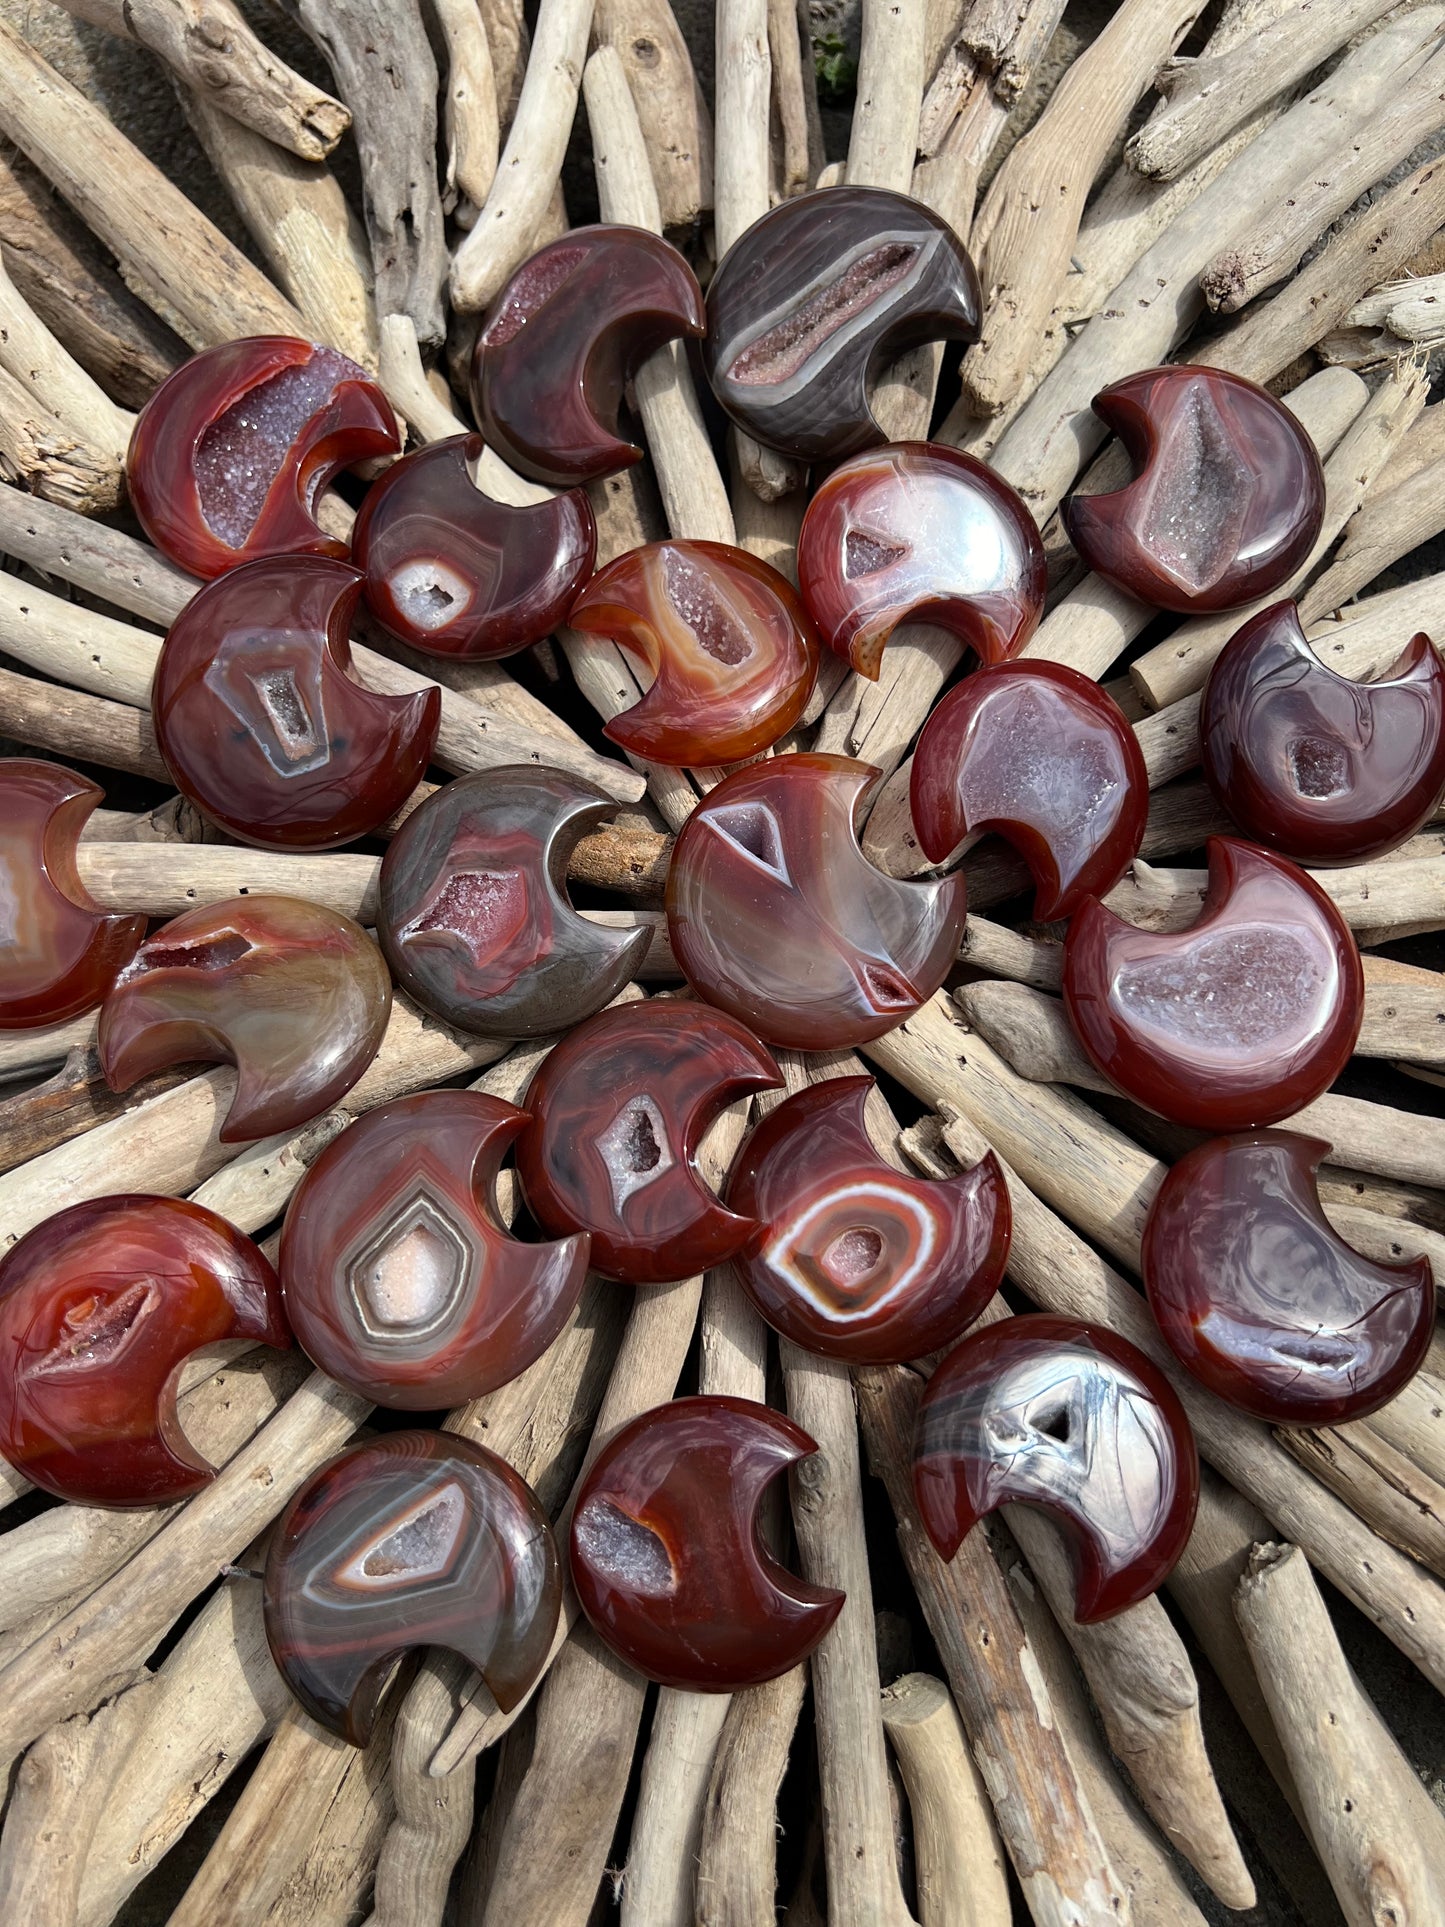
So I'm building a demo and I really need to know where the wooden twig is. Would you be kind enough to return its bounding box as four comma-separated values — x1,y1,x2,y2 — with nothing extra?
594,0,713,232
0,664,165,781
1202,43,1445,314
0,19,305,348
621,1692,732,1926
451,0,595,312
856,1362,1129,1927
694,1665,807,1926
1275,1423,1445,1579
433,0,502,221
767,0,818,201
0,152,185,408
961,0,1206,416
987,7,1441,518
56,0,349,159
1236,1542,1445,1925
280,0,449,350
879,1673,1010,1927
847,0,926,191
862,996,1445,1694
181,87,378,370
1101,849,1445,948
1126,0,1401,182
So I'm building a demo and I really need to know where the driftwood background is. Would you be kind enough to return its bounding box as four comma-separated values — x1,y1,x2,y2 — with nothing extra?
0,1,1442,1925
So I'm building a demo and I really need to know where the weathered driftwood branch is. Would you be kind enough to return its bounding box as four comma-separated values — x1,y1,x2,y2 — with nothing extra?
594,0,713,232
181,87,378,369
280,0,449,350
1236,1541,1445,1925
985,7,1441,518
56,0,350,159
0,663,165,780
846,0,926,193
1126,0,1401,181
961,0,1205,417
767,0,820,202
856,1362,1129,1927
1276,1422,1445,1580
0,152,185,408
620,1691,731,1927
1202,43,1445,313
1101,849,1445,948
694,1664,807,1926
879,1672,1011,1927
0,20,306,348
1297,414,1445,621
863,996,1445,1694
451,0,595,312
433,0,502,222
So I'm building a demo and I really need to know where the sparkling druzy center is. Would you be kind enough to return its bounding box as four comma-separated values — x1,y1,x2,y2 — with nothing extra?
334,1480,469,1589
596,1095,676,1214
346,1190,473,1338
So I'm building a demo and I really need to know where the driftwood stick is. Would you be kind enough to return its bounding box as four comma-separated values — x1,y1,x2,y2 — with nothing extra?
594,0,713,232
1202,44,1445,314
856,1362,1129,1927
0,481,195,625
0,19,305,348
961,0,1205,416
1236,1541,1445,1926
879,1672,1010,1927
280,0,450,350
0,152,185,408
847,0,926,193
181,87,378,369
433,0,502,221
1129,356,1428,710
1127,0,1400,181
986,7,1441,519
451,0,595,312
1195,153,1445,386
990,1524,1211,1926
1297,422,1445,623
767,0,818,201
621,1693,732,1927
55,0,350,159
1101,850,1445,947
1275,1422,1445,1580
694,1664,807,1926
0,665,166,781
863,995,1445,1694
586,46,735,547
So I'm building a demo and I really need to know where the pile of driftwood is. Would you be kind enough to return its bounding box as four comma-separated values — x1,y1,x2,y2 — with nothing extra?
0,0,1442,1922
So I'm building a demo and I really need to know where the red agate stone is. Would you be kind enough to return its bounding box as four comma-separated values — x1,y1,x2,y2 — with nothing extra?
1062,366,1325,614
0,761,145,1029
152,555,439,852
265,1430,560,1746
566,540,820,765
1200,601,1445,866
666,755,967,1050
911,661,1148,918
1142,1131,1434,1425
127,336,399,579
516,1000,781,1284
280,1091,588,1409
569,1396,844,1689
351,435,596,659
1062,838,1363,1132
470,227,706,487
701,186,980,464
100,896,392,1143
377,767,651,1038
914,1316,1199,1620
726,1075,1009,1362
797,442,1046,679
0,1194,288,1507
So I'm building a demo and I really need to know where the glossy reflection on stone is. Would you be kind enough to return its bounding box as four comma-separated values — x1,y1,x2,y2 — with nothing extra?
566,540,820,765
100,896,392,1143
1201,601,1445,866
127,335,400,579
0,1194,288,1506
911,662,1148,919
667,755,967,1050
0,761,145,1029
1063,366,1325,614
570,1396,844,1689
797,442,1046,679
1063,838,1364,1132
378,768,650,1038
265,1430,560,1746
280,1090,589,1409
702,186,980,464
914,1315,1199,1620
153,555,439,852
1143,1131,1433,1425
727,1075,1010,1363
470,227,706,487
517,1000,780,1284
351,435,597,659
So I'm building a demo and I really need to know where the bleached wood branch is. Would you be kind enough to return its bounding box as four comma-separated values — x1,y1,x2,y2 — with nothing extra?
694,1665,807,1925
847,0,927,192
595,0,713,231
879,1673,1011,1927
433,0,502,222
